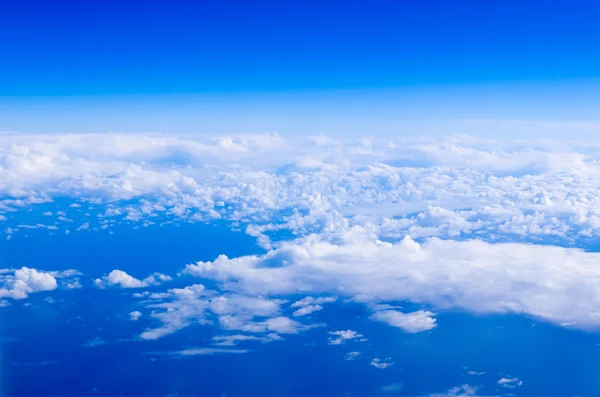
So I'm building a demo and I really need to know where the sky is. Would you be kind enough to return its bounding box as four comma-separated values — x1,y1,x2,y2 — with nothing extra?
3,2,600,397
1,0,600,136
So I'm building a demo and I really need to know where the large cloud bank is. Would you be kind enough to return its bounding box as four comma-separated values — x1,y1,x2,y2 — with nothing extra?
4,132,600,339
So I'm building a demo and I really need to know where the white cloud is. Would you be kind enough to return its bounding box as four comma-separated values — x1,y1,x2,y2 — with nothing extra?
172,348,249,357
0,267,58,299
370,310,437,333
370,358,394,369
467,371,486,376
381,382,403,393
291,296,336,307
211,333,281,346
138,285,301,341
292,304,322,317
8,133,600,345
221,315,303,334
290,296,335,316
130,311,142,321
5,133,600,247
344,351,361,360
184,233,600,330
94,270,171,289
497,377,523,388
420,385,496,397
328,329,365,345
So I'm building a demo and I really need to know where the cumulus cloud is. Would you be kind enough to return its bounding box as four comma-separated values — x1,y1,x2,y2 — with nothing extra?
184,233,600,330
94,270,171,289
5,133,600,248
138,286,300,341
497,377,523,388
8,133,600,348
130,311,142,321
0,267,58,299
328,330,365,345
370,310,437,333
344,351,361,361
370,358,394,369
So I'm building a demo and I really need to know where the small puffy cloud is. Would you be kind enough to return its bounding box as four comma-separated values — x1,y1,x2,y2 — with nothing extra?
370,310,437,333
130,311,142,321
370,358,394,369
95,270,171,289
344,351,361,361
62,279,82,289
497,377,523,388
328,330,365,345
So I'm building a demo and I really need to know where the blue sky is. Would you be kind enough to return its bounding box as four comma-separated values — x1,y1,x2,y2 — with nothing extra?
2,0,600,136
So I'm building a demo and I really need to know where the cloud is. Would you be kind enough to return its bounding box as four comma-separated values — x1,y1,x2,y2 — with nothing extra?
370,310,437,333
290,296,336,316
381,382,403,393
420,385,497,397
138,286,300,341
184,233,600,330
130,311,142,321
497,377,523,388
171,348,249,357
6,133,600,248
83,337,107,347
211,333,281,347
467,371,486,376
344,351,361,361
370,358,394,369
8,133,600,346
292,305,323,317
221,316,303,335
291,296,336,307
0,267,58,299
328,330,365,345
94,270,171,289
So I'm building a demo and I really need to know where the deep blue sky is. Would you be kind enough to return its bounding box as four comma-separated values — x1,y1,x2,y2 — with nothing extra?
2,0,600,135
